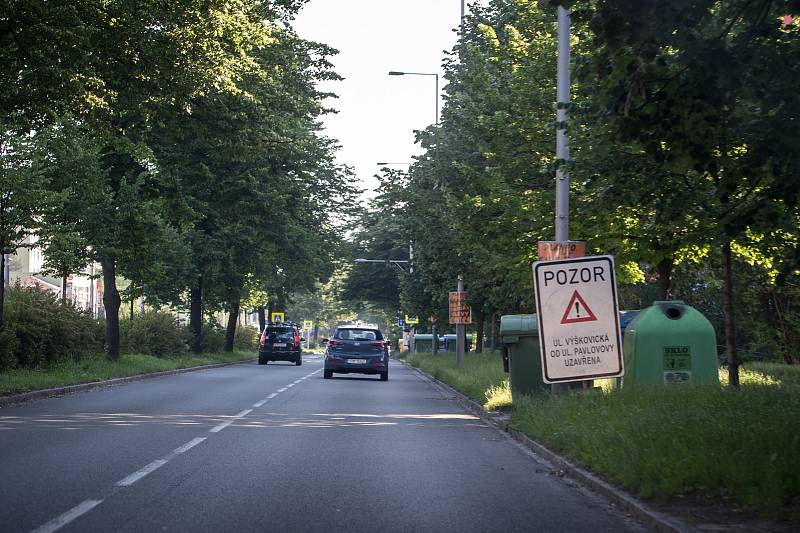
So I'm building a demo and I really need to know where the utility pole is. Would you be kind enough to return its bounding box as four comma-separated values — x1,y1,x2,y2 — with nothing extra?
456,275,465,367
552,5,572,394
554,5,570,242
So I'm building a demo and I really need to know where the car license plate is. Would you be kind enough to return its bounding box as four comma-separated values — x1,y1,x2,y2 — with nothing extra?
273,343,286,347
347,359,367,364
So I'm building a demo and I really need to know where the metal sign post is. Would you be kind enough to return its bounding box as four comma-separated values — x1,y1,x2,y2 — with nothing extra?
449,276,473,367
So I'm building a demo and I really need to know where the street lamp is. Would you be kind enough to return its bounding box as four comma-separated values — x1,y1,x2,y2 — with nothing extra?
353,253,415,350
388,71,439,125
354,258,409,272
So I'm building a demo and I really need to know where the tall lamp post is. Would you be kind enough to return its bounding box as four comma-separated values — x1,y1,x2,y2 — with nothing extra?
388,71,439,125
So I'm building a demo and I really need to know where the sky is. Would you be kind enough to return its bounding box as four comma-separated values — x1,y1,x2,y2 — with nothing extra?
292,1,472,196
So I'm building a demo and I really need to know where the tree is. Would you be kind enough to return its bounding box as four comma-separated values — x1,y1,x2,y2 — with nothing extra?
0,128,56,328
584,0,800,384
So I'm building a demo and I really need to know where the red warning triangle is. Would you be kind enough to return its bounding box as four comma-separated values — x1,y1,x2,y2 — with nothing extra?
560,290,598,324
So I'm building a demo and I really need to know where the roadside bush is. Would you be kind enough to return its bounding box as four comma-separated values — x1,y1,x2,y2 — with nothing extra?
234,325,259,351
0,328,18,372
120,310,188,357
198,318,226,353
3,284,104,368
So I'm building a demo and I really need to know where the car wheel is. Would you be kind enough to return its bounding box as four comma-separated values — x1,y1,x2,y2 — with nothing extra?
324,369,333,379
295,357,302,366
380,371,388,381
258,358,266,365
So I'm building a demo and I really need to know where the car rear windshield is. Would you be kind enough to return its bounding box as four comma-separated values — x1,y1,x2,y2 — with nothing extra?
266,327,295,341
334,329,383,341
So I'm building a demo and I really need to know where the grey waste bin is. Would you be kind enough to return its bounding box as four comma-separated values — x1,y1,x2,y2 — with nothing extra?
500,314,549,398
414,334,433,352
442,334,473,352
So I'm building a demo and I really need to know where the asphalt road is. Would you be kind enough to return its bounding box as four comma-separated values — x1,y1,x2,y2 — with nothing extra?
0,355,644,532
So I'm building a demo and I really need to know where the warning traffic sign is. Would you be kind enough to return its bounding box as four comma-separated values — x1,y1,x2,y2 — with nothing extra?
560,290,597,324
533,255,624,383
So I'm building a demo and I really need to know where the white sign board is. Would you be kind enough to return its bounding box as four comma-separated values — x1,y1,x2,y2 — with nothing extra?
533,255,624,383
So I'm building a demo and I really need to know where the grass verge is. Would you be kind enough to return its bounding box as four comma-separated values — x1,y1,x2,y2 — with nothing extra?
0,351,255,396
400,350,511,409
401,350,800,515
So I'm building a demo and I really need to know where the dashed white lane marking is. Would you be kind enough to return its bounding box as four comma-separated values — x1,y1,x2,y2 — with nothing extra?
31,499,104,533
35,371,320,531
172,437,206,455
116,459,168,487
117,436,207,487
209,409,252,433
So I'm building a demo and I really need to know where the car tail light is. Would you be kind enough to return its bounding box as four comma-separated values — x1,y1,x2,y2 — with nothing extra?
294,332,300,347
259,333,266,347
328,339,345,347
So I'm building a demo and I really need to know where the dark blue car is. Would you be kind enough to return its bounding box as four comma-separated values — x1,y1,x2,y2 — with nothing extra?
323,326,389,381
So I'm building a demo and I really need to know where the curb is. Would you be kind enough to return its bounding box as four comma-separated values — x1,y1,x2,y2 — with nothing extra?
398,358,697,533
0,358,256,408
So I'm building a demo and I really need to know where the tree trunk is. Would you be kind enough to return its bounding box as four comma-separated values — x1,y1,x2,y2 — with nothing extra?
267,300,276,324
0,251,5,330
474,309,485,353
189,275,203,354
130,295,134,321
62,273,68,304
722,241,740,387
224,298,240,352
488,312,496,350
656,257,673,300
101,257,122,360
257,306,266,331
431,324,438,354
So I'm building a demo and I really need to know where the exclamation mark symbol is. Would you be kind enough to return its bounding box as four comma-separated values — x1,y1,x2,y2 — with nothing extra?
575,301,581,317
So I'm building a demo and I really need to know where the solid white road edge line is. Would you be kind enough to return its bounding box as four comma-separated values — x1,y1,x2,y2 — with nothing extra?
31,499,104,533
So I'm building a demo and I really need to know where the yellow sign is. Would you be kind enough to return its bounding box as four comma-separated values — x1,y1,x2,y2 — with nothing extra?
303,320,313,329
404,314,419,325
271,312,285,323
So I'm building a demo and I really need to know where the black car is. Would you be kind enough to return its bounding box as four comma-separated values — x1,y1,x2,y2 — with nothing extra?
258,323,302,365
323,326,388,381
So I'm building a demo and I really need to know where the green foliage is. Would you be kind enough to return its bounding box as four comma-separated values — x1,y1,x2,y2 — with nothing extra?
0,328,18,373
119,311,188,358
233,326,259,352
196,319,227,353
2,284,104,368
